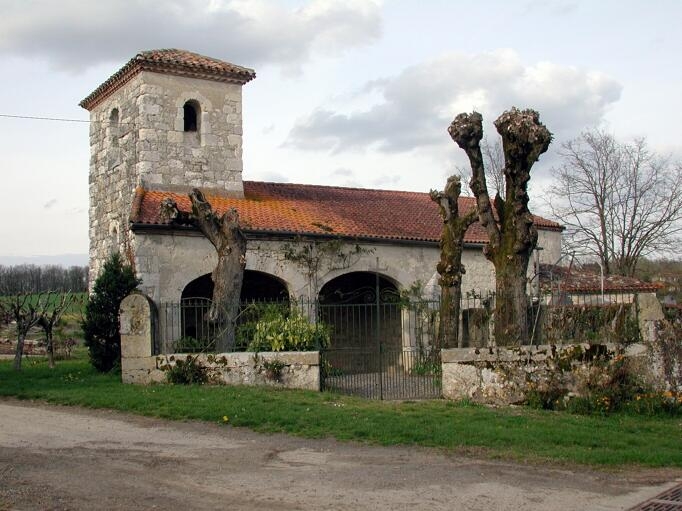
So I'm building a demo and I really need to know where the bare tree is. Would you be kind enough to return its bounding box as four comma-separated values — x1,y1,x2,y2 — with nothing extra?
449,108,552,346
3,293,41,371
430,176,477,348
161,188,246,352
457,137,506,197
546,130,682,276
37,292,76,368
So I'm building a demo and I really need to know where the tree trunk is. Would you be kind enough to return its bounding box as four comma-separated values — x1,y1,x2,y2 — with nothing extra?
449,108,552,346
13,331,26,371
46,330,55,369
162,189,247,353
430,176,477,349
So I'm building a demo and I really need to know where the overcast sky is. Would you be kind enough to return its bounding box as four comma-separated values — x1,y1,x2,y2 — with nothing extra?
1,0,680,264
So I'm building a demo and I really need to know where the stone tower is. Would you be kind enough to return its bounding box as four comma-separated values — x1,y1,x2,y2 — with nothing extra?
80,49,256,282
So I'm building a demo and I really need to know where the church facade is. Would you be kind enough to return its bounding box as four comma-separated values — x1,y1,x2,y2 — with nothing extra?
81,49,562,308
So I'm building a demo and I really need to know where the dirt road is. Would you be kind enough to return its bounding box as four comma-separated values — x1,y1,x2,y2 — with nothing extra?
0,400,678,510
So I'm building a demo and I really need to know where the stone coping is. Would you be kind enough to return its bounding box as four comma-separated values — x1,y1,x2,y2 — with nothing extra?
441,343,648,363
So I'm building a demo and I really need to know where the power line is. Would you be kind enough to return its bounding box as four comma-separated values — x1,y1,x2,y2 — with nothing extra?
0,113,134,125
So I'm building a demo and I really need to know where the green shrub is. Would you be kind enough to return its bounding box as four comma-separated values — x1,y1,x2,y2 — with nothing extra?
247,307,330,352
165,355,209,385
236,302,289,349
82,253,140,372
172,336,213,353
526,351,654,416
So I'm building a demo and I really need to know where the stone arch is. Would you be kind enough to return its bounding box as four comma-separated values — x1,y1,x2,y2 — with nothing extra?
175,92,212,135
183,100,200,132
319,271,400,305
181,270,289,302
318,271,401,350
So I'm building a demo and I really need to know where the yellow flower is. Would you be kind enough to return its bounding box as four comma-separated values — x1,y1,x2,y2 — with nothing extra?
222,415,229,423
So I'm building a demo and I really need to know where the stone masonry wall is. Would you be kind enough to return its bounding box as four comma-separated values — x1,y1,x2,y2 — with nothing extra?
87,71,246,288
441,343,669,406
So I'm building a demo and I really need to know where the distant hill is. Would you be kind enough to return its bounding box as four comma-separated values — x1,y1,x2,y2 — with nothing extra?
0,254,88,267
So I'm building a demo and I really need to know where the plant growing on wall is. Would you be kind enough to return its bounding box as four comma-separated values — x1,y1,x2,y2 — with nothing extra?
282,237,372,300
161,188,246,352
449,108,552,346
430,175,478,349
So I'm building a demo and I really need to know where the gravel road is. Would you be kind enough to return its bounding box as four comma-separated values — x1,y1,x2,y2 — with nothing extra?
0,400,679,510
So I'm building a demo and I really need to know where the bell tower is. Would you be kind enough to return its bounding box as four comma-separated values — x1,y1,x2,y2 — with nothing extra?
80,49,256,282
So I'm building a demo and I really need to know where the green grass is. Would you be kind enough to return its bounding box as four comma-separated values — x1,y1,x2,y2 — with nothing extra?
1,356,681,468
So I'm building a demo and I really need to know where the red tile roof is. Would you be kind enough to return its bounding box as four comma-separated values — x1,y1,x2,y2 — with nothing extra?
80,49,256,110
539,264,662,293
130,181,563,245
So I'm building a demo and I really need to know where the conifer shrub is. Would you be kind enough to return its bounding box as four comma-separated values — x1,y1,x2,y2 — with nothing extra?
82,253,140,372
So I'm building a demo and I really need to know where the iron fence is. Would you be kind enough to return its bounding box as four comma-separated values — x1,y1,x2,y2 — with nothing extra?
156,290,641,355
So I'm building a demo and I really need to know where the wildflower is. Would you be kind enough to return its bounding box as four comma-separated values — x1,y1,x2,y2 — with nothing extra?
222,415,229,423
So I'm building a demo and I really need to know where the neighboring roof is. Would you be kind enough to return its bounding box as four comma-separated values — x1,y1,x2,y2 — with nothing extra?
130,181,563,245
80,49,256,110
539,264,662,294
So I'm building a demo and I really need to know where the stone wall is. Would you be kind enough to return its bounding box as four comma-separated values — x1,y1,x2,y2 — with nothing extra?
441,343,668,406
119,293,320,389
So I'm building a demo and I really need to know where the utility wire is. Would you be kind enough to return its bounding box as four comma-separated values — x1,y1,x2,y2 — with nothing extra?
0,113,134,125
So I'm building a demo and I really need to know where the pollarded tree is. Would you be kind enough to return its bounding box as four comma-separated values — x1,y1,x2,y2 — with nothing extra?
3,293,41,371
546,130,682,276
449,108,552,346
430,175,477,348
161,188,246,352
37,292,76,369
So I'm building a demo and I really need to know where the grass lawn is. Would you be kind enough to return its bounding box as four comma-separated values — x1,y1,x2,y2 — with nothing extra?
1,355,680,468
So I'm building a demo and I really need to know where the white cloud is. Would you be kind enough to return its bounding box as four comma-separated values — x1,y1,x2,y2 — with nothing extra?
286,49,622,153
0,0,382,73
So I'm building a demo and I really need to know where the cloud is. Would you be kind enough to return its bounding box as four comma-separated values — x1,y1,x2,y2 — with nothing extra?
43,198,57,209
332,167,354,177
0,0,381,73
286,49,622,153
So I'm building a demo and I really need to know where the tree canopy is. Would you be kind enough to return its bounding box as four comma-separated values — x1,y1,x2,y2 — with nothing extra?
546,130,682,276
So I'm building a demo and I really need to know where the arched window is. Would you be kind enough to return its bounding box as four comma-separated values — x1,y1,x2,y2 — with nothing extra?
109,108,120,147
183,101,199,132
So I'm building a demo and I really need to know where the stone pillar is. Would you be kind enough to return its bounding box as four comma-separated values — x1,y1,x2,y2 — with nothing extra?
120,293,160,384
637,292,664,343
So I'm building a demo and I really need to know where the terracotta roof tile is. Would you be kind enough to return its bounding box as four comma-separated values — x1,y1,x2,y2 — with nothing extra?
131,181,563,245
80,49,255,110
539,264,662,293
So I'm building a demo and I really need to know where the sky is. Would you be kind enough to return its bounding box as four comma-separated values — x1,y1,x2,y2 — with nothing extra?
1,0,681,265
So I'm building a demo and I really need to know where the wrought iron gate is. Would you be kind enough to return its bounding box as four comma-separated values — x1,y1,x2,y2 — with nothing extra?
319,300,442,400
320,345,441,400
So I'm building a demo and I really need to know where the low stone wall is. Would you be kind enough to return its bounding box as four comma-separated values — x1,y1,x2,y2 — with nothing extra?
119,293,320,389
441,343,662,406
154,351,319,389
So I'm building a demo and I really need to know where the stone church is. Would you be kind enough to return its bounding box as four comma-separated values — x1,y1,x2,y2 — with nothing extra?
81,49,562,308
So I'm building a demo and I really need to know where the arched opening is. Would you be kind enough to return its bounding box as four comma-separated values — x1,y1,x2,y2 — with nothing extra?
318,272,401,351
178,271,289,346
109,108,119,147
181,270,289,302
183,100,199,132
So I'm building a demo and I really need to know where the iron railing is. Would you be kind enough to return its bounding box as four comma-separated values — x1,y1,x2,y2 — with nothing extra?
156,290,641,355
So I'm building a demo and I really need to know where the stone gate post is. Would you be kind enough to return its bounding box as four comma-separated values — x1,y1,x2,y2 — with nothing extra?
119,293,160,384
